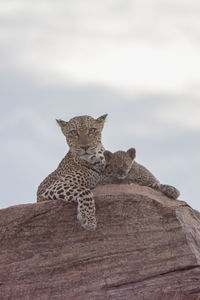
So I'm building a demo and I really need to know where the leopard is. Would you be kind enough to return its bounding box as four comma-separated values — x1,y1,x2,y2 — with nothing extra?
37,114,107,230
101,148,180,199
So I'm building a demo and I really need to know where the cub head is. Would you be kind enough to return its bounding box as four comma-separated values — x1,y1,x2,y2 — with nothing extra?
56,114,107,156
104,148,136,180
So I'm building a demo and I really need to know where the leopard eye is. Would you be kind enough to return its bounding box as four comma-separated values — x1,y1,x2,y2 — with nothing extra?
88,128,97,135
70,130,79,137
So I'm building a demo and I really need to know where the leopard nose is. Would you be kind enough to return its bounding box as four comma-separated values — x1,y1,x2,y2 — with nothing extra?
81,145,89,151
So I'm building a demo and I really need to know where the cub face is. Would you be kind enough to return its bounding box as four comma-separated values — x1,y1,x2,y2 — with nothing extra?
104,148,136,179
56,114,107,156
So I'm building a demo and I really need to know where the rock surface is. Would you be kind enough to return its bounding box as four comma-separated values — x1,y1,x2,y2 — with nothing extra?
0,184,200,300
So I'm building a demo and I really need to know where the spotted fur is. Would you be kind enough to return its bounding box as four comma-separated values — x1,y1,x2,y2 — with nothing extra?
101,148,136,183
37,114,107,230
101,148,180,199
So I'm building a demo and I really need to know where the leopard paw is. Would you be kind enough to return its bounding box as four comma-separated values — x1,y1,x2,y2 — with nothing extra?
160,184,180,199
77,213,97,231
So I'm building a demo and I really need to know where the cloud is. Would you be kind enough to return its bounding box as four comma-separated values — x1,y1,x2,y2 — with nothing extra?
0,107,58,143
0,0,200,94
157,97,200,129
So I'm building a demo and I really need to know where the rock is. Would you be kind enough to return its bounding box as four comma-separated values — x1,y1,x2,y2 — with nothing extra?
0,184,200,300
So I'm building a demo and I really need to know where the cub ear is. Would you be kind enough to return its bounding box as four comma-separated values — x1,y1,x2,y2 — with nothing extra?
104,150,113,162
96,114,108,123
127,148,136,160
56,119,68,128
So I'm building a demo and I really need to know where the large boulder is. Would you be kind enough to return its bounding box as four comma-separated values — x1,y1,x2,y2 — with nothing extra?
0,184,200,300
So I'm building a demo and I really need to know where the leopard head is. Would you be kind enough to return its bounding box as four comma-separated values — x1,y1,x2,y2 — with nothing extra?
56,114,107,156
104,148,136,180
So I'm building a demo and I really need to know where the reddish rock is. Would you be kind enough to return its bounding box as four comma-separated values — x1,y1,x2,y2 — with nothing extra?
0,184,200,300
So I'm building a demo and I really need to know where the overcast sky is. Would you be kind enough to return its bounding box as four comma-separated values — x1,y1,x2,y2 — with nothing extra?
1,0,200,211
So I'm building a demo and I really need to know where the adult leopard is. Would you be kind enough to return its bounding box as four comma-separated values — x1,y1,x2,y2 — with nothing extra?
37,114,107,230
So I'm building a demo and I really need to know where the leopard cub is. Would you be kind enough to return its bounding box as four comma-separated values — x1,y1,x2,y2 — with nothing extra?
101,148,180,200
100,148,136,184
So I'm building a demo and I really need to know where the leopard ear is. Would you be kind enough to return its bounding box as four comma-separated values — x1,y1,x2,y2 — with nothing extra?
56,119,69,136
96,114,108,123
127,148,136,160
104,150,113,162
56,119,68,128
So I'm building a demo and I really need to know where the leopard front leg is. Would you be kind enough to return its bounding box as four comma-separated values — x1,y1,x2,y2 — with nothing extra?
76,188,97,231
39,180,97,230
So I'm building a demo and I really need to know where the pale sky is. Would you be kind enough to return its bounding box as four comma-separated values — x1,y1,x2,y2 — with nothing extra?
1,0,200,210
